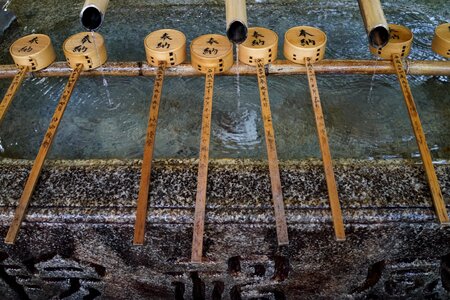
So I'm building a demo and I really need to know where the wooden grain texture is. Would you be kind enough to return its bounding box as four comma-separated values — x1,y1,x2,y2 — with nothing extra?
357,0,388,35
0,65,28,125
133,61,166,245
305,57,346,241
191,68,215,262
431,23,450,58
4,64,83,244
144,29,186,67
284,26,327,63
190,34,233,74
239,27,278,66
63,32,107,71
0,60,449,78
370,24,413,60
392,54,449,225
10,34,56,71
255,58,289,246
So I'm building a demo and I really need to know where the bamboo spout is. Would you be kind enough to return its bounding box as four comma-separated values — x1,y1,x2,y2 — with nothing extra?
225,0,248,44
358,0,389,48
80,0,109,31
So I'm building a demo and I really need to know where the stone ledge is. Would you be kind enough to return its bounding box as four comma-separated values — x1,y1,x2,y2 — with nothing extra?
0,158,449,299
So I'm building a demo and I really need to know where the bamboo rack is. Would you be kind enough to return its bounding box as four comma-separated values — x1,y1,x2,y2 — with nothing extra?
0,60,449,79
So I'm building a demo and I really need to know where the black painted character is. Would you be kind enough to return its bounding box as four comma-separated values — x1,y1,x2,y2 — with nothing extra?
207,38,219,45
253,31,264,39
252,39,265,46
252,31,265,46
73,45,88,53
81,35,92,44
28,37,39,44
203,47,218,55
19,46,33,53
157,42,171,49
160,33,172,41
299,29,316,46
389,29,400,40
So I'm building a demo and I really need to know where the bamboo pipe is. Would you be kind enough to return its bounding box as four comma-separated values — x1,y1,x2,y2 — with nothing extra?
225,0,248,44
1,60,449,78
80,0,109,31
358,0,390,48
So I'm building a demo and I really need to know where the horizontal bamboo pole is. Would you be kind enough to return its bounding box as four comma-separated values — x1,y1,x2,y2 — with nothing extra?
0,60,449,79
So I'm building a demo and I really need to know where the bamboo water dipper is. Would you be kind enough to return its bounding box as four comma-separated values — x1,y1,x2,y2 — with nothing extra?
133,29,186,245
0,34,56,124
190,34,233,262
370,24,449,225
284,26,346,241
5,32,107,244
239,27,289,246
431,23,450,59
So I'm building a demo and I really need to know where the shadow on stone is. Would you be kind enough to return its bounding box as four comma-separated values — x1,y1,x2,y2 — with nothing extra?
212,281,224,300
228,256,241,274
172,281,185,300
352,260,385,293
441,253,450,291
191,272,205,300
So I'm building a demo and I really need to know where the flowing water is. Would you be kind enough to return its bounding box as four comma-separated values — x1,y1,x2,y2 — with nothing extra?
2,0,12,11
235,45,241,110
90,31,116,110
0,0,448,160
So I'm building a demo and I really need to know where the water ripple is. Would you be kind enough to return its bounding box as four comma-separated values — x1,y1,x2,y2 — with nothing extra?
0,1,449,160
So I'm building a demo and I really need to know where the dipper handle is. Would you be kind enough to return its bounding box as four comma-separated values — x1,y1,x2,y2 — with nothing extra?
0,65,28,125
192,68,215,263
305,57,346,241
255,58,289,246
5,64,83,244
133,61,167,245
392,54,449,225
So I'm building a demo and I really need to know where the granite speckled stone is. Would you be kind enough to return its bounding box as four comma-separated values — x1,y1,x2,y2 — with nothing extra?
0,158,449,299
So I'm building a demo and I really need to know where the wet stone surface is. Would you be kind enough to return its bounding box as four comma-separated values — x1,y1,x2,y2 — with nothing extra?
0,4,15,37
0,158,449,299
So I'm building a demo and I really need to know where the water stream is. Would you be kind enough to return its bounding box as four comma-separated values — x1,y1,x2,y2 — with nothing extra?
2,0,12,11
235,45,241,110
90,31,116,110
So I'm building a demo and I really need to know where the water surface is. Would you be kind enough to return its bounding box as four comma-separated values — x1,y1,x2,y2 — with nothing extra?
0,0,448,160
